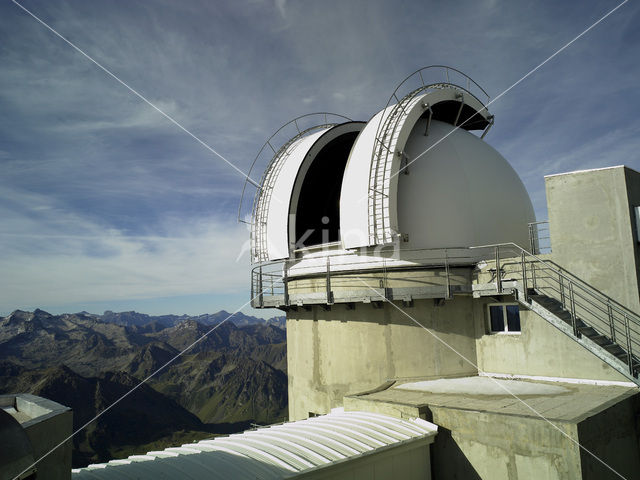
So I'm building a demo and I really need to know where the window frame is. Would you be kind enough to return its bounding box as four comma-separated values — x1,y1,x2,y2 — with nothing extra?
486,302,522,334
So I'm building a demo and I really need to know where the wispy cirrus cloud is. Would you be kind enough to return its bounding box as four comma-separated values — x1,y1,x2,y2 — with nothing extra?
0,186,251,310
1,0,638,315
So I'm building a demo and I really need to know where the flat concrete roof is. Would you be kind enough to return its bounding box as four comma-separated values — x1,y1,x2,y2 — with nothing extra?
345,376,639,423
543,165,628,178
0,393,71,428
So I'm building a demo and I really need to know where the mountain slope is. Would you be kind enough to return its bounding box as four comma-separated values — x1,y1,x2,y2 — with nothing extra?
149,351,288,424
0,364,215,467
0,308,288,467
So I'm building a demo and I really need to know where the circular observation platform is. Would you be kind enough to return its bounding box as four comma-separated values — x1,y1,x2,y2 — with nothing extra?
242,66,535,308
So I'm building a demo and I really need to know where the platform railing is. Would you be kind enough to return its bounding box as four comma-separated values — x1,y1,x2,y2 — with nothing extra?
250,246,485,309
252,241,640,376
528,221,551,254
477,243,640,376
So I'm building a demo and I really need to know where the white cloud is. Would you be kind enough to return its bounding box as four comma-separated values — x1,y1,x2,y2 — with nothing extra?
1,0,638,314
50,99,181,133
0,187,252,310
0,215,251,309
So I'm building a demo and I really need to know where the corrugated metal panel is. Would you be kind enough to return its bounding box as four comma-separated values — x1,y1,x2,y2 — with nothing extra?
72,410,437,479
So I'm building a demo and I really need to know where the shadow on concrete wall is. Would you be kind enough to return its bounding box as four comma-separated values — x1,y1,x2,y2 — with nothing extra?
430,425,482,480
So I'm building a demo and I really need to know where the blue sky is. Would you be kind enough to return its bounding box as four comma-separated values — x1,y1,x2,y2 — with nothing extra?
1,0,638,317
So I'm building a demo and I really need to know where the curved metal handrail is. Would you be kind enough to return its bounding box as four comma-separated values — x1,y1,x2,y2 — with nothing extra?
237,112,352,224
250,244,480,308
372,67,491,165
386,65,490,107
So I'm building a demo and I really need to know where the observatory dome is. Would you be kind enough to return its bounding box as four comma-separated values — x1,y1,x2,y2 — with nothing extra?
396,119,535,250
244,67,535,265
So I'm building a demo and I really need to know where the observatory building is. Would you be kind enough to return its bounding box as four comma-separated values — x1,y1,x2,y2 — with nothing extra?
68,66,640,479
238,66,640,478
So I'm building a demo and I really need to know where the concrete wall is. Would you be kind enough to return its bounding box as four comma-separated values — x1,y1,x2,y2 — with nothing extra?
19,395,73,480
287,297,478,421
23,408,73,480
344,387,640,480
546,166,640,312
296,441,432,480
577,395,640,480
430,406,583,479
474,296,630,382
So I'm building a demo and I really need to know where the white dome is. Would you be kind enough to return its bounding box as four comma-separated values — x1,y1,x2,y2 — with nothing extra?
396,119,535,249
249,83,534,264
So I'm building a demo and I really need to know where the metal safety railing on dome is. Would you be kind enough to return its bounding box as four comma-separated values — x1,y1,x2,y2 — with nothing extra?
237,113,352,263
367,66,493,246
250,246,485,309
251,241,640,383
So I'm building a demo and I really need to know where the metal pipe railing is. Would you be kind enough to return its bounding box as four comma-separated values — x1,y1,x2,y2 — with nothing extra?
528,221,551,254
474,242,640,374
251,241,640,376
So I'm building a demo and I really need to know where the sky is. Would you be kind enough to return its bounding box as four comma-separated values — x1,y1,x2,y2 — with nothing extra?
1,0,639,317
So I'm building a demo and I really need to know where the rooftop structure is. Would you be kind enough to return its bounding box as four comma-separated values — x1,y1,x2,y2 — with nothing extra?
71,410,437,479
0,394,72,480
345,376,639,479
240,66,640,478
240,67,534,268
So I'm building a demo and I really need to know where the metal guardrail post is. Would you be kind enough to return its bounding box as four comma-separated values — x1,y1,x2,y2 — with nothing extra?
445,249,451,299
521,250,528,303
383,257,392,300
469,242,640,376
531,258,537,290
495,245,502,293
528,223,535,254
624,314,633,374
569,281,578,337
326,256,333,304
608,302,615,342
258,265,264,308
283,260,289,307
251,269,255,307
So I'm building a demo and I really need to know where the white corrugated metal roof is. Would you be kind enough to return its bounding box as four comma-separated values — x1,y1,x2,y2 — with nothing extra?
71,410,437,479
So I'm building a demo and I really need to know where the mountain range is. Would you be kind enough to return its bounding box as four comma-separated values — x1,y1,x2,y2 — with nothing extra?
99,309,286,329
0,308,287,467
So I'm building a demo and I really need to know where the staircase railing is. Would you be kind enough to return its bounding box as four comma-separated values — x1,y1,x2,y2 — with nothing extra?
476,243,640,376
527,221,551,254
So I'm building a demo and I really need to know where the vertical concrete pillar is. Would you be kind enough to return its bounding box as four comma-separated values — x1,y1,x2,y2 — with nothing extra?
546,166,640,312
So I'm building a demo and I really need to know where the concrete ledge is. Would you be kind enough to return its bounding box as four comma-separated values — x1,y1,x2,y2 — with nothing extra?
0,394,73,480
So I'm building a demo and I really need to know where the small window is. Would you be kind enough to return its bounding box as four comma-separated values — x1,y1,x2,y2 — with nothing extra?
488,303,521,334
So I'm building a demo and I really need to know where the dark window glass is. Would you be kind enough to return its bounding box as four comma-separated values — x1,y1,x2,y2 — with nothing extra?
506,305,521,332
489,306,504,332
